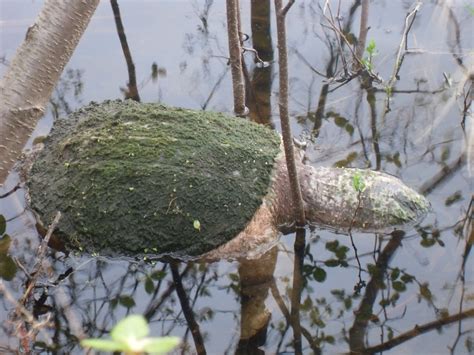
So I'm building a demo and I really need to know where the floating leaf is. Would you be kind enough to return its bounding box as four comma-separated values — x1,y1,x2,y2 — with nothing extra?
142,337,181,353
111,314,149,341
81,339,123,351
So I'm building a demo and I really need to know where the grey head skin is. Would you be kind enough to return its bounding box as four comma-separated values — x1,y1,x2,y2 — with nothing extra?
205,151,430,260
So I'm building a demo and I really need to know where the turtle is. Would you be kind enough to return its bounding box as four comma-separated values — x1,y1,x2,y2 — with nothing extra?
24,100,430,259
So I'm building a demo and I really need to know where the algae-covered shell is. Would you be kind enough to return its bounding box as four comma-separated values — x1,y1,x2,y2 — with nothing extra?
27,100,281,256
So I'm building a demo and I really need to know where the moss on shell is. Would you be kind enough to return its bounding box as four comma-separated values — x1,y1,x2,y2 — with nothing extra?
28,100,281,256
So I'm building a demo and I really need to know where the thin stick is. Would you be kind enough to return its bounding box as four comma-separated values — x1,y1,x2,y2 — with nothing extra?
170,262,207,355
110,0,140,102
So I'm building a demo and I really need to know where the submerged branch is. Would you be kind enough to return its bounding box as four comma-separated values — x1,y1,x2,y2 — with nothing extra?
170,262,207,355
364,308,474,353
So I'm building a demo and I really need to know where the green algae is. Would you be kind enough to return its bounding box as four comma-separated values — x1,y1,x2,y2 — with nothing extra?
27,100,281,256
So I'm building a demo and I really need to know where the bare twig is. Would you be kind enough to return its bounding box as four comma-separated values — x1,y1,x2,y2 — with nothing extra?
0,183,21,199
20,211,61,304
383,2,421,113
0,281,53,350
110,0,140,102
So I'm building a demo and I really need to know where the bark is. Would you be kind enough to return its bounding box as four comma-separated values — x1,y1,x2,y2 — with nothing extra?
110,0,140,102
249,0,273,125
354,0,369,67
226,0,246,116
0,0,100,186
274,0,305,226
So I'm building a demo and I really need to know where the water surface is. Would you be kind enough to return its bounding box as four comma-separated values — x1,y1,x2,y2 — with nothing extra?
0,1,473,354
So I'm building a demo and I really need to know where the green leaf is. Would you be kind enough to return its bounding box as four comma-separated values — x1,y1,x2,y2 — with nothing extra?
193,219,201,231
419,283,433,301
0,234,11,254
352,172,366,192
366,39,377,56
0,254,17,281
392,281,406,292
142,336,181,354
151,62,159,81
313,267,327,282
81,339,124,351
151,270,166,280
387,327,394,340
335,245,349,260
420,238,436,248
345,124,354,135
111,315,149,341
445,191,462,206
325,240,339,252
145,277,155,294
324,335,335,345
400,273,414,283
0,215,5,235
334,115,348,128
390,268,400,281
324,259,340,267
119,295,136,308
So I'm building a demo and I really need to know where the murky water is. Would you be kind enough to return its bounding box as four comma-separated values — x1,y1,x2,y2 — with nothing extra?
1,1,473,354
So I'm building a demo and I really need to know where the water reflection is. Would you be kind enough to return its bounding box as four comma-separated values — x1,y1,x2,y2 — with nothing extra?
0,0,473,354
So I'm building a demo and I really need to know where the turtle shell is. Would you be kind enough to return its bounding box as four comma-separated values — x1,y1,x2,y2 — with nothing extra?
27,100,281,256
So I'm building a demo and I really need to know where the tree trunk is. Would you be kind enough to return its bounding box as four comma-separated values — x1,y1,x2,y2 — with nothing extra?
0,0,100,186
274,0,305,226
226,0,246,116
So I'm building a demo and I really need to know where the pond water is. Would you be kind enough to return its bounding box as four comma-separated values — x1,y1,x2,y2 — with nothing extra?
1,0,473,354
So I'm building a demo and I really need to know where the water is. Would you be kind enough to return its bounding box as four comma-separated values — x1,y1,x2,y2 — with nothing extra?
0,0,473,353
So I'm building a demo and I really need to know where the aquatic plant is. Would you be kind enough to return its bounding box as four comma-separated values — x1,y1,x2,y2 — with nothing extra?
81,314,180,354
